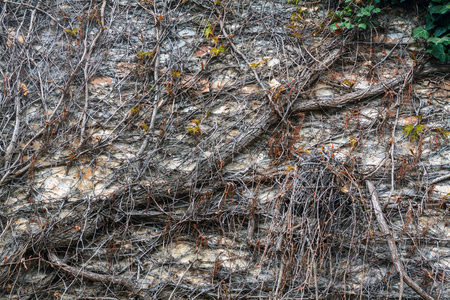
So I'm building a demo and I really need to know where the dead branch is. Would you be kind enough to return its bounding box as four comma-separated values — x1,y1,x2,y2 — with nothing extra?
365,180,436,300
48,252,136,291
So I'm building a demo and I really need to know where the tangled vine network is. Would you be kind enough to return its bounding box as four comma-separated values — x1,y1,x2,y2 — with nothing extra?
0,0,449,299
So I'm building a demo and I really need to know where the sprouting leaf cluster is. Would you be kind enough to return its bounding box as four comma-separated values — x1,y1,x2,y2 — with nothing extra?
203,22,227,56
187,112,210,136
342,79,356,88
137,51,153,60
65,27,79,37
403,123,426,141
187,118,202,135
130,105,140,114
204,22,214,38
211,45,226,56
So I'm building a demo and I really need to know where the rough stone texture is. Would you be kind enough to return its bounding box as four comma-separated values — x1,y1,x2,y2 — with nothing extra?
0,0,449,299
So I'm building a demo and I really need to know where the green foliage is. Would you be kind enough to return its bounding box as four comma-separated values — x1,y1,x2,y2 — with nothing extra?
65,28,79,37
250,62,260,69
137,51,153,60
342,79,356,88
436,127,450,138
210,45,227,56
403,123,426,141
413,26,430,39
322,0,450,61
349,135,358,147
411,0,450,62
171,70,181,77
130,105,140,115
291,7,308,21
187,112,210,136
187,120,202,135
328,0,382,32
204,23,213,38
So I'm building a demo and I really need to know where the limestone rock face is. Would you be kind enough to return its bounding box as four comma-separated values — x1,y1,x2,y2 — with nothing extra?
0,0,449,299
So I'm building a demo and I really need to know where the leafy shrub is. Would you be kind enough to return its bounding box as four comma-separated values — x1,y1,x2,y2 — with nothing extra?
290,0,449,61
412,0,450,62
329,0,382,31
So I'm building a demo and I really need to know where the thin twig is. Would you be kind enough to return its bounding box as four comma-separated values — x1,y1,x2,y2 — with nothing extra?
78,0,107,150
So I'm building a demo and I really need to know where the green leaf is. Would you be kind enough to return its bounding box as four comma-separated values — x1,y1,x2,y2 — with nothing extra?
330,23,339,31
358,23,367,30
429,43,446,62
413,27,430,39
210,45,226,56
425,21,436,31
415,124,426,135
403,124,414,137
428,36,449,45
250,62,260,69
440,3,450,14
428,37,443,44
433,27,448,37
65,28,79,36
403,123,427,141
372,8,381,14
130,105,140,114
429,5,443,14
204,23,213,38
137,51,153,59
360,8,371,16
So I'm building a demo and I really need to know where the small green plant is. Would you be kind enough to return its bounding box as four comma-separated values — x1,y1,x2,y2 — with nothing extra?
187,118,202,135
210,45,226,56
403,123,426,141
349,135,358,147
413,28,450,63
249,58,268,69
171,70,181,77
137,51,153,60
130,105,140,115
204,22,214,38
65,28,79,37
250,61,260,69
342,79,356,88
187,112,210,136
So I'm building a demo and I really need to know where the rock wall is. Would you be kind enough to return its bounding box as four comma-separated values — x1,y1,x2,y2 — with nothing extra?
0,0,449,299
